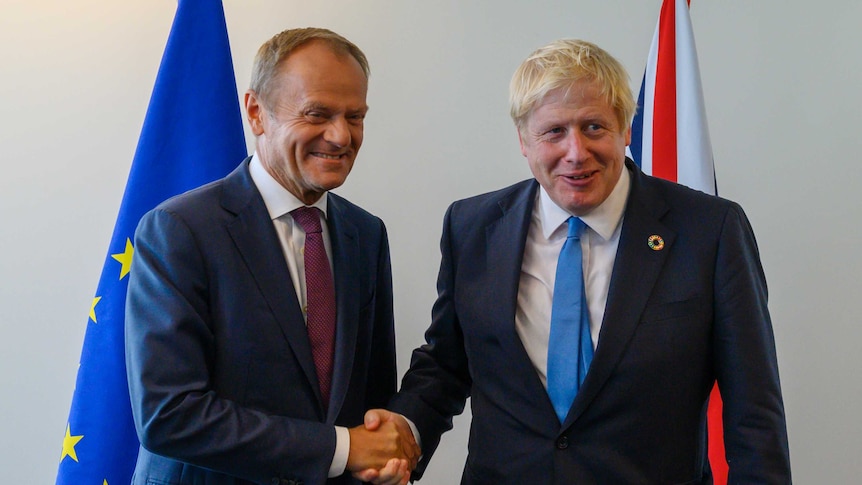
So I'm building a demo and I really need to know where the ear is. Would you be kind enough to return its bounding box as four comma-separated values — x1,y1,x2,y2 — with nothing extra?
624,125,632,147
245,90,265,136
517,127,528,157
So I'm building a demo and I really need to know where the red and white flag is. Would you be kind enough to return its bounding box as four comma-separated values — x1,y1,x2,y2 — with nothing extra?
630,0,715,194
629,0,725,482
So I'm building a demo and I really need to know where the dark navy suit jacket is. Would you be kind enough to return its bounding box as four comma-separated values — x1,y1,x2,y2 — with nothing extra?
390,160,790,484
125,159,397,485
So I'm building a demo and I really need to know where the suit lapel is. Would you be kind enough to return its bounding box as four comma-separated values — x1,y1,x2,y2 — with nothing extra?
485,181,561,431
563,161,676,428
484,188,532,328
325,196,360,422
221,160,324,414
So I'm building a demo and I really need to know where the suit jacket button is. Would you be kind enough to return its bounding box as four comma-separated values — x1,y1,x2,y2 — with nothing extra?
556,436,569,449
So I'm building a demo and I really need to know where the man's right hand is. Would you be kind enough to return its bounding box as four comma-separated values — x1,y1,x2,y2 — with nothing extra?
347,409,420,485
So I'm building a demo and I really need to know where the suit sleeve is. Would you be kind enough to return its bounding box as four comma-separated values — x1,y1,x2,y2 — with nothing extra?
388,203,473,478
125,208,335,484
713,203,791,482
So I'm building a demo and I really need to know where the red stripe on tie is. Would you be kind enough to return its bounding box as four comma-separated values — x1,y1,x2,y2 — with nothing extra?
652,0,678,182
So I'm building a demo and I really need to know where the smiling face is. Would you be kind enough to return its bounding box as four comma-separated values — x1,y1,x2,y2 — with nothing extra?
519,79,631,215
245,40,369,204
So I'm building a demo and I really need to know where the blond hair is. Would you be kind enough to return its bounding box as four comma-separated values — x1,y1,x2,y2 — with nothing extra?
510,39,636,130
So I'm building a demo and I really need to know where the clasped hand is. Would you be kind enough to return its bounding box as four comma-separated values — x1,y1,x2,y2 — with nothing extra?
347,409,420,485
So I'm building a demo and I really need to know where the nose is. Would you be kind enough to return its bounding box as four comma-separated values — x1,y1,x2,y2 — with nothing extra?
324,116,351,148
563,131,589,163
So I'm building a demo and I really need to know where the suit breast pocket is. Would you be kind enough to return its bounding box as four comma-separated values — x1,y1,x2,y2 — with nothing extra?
623,296,710,367
640,296,704,325
631,295,712,371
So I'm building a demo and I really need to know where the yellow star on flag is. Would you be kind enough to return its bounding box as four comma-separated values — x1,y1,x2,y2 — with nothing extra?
111,238,135,280
103,480,109,485
89,296,102,323
60,424,84,463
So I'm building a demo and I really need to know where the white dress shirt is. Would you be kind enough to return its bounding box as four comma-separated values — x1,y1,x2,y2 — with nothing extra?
249,153,350,477
515,166,631,388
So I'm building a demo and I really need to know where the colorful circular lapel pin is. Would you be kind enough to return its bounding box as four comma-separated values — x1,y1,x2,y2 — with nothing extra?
647,235,664,251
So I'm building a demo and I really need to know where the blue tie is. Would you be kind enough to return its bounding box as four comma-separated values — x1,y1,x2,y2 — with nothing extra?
547,216,594,423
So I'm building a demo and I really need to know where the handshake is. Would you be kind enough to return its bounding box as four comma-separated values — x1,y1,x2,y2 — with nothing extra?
346,409,421,485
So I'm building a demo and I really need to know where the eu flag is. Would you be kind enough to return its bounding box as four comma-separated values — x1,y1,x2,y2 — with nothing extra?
56,1,247,483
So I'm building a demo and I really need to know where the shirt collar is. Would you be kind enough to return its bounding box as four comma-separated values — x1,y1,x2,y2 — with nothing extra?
538,164,630,241
249,152,328,220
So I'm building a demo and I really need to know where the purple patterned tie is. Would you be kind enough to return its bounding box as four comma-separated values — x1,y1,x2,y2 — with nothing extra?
291,206,336,409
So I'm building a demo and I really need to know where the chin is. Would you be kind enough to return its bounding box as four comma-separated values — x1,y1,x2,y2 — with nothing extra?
316,176,350,191
564,200,598,215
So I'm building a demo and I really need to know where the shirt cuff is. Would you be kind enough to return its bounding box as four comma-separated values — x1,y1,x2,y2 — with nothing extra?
402,414,423,451
329,426,350,478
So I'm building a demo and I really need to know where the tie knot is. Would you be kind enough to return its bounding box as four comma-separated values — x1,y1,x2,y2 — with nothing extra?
291,206,323,234
567,216,585,240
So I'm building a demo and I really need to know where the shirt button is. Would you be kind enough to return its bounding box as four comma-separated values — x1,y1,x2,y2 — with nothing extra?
556,436,569,449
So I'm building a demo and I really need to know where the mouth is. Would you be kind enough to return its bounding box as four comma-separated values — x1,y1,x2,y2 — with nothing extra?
310,152,349,160
561,170,596,183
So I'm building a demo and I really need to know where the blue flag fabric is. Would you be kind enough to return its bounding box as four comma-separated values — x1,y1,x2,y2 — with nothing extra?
56,1,247,483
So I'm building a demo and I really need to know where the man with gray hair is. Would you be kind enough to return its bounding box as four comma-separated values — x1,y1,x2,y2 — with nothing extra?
361,39,790,484
126,28,418,485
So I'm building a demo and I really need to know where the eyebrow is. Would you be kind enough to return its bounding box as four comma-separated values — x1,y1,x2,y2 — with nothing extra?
302,102,331,112
301,101,369,114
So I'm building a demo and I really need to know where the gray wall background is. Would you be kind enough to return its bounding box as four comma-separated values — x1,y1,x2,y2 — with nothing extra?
2,0,860,482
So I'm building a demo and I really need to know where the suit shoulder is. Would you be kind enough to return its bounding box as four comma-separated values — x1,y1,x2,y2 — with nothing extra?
447,179,535,218
137,179,228,235
328,192,377,218
636,172,755,243
642,172,742,214
157,178,225,212
144,161,250,221
328,192,384,225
